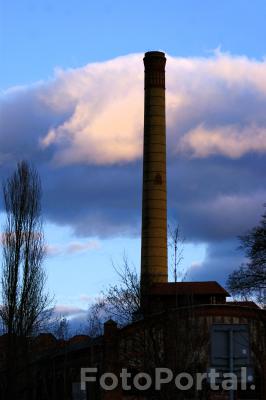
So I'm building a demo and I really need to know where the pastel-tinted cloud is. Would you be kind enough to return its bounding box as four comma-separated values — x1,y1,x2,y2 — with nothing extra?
46,240,100,256
43,52,266,163
180,124,266,158
2,52,266,168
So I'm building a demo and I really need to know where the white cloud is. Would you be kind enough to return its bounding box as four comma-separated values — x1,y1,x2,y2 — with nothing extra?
46,240,100,256
66,240,100,254
39,54,144,165
6,51,262,166
53,304,86,317
180,123,266,158
79,294,93,303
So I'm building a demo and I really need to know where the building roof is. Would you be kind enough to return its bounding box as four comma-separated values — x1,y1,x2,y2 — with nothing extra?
227,301,259,309
150,281,230,296
68,335,91,344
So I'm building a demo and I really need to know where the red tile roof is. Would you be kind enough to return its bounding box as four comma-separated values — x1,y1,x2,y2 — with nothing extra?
150,281,230,296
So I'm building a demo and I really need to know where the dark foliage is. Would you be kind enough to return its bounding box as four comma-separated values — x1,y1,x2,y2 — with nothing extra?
227,205,266,303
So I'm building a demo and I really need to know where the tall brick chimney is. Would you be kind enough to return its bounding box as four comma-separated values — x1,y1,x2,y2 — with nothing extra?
140,51,168,305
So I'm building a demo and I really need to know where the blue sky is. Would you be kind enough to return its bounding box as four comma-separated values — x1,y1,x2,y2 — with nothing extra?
1,0,266,89
0,1,266,317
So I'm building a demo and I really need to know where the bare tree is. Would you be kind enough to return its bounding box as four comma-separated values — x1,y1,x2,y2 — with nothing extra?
87,224,185,334
54,316,69,340
87,299,106,337
168,224,185,282
105,255,141,324
87,255,141,334
0,161,51,337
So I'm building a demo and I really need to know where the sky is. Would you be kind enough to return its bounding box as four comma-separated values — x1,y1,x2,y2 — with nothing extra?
0,1,266,324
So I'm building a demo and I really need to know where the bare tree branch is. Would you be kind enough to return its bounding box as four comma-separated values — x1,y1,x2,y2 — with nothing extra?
168,224,185,282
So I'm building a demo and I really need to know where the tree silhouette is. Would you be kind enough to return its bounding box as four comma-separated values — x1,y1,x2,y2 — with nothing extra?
0,161,51,336
227,205,266,304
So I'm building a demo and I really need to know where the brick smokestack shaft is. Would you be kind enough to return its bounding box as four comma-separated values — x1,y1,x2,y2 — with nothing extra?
141,51,168,302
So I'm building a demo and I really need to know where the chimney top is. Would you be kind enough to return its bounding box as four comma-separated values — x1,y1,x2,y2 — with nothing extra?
143,51,166,89
144,51,166,67
144,51,165,58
